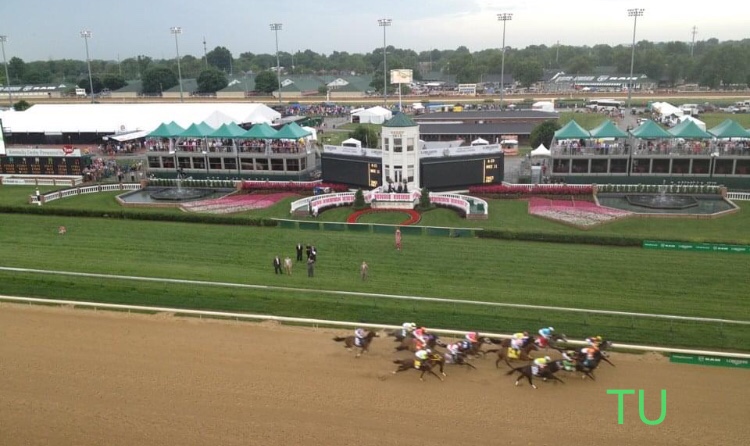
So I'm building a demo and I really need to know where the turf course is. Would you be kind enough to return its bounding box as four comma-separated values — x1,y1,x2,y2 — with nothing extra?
0,211,747,351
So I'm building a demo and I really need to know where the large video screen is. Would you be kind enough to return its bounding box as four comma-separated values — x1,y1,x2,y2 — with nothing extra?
421,155,503,190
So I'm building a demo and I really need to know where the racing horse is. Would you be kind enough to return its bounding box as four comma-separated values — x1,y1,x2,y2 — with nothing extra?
485,338,540,368
392,353,446,381
534,333,568,351
332,330,379,358
443,351,478,371
462,336,500,358
395,333,445,353
505,360,565,389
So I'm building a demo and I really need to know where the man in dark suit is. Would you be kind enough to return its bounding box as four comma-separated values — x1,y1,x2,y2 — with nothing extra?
296,243,304,262
306,245,312,260
310,246,317,262
273,256,282,274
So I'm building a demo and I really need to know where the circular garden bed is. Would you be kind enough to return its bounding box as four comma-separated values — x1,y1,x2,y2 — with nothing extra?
347,209,421,225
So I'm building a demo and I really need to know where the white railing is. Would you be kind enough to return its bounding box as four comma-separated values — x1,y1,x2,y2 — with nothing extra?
1,295,747,359
310,192,356,213
727,192,750,201
30,183,143,205
242,180,322,188
430,194,470,215
1,176,83,187
290,196,315,214
502,183,593,190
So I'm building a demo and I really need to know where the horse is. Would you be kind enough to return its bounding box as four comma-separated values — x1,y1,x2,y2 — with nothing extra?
392,353,445,381
386,328,411,343
332,330,379,358
485,338,539,368
574,346,615,379
443,351,478,371
395,333,445,353
534,333,568,351
462,336,499,358
505,361,565,389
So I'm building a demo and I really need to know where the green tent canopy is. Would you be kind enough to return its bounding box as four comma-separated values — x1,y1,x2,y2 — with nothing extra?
588,120,628,139
630,120,672,139
148,121,185,138
668,119,712,139
178,122,216,138
208,122,248,139
274,122,312,140
554,120,590,140
244,122,279,139
708,119,750,139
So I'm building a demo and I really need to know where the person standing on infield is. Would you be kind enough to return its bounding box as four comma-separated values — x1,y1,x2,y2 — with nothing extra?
395,228,402,251
360,261,369,281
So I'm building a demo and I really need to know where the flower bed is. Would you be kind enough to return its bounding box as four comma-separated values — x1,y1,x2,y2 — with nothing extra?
181,193,295,214
347,209,421,225
528,198,631,228
469,185,594,197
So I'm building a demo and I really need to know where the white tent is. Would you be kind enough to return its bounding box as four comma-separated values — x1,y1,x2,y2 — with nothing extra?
341,137,362,148
351,106,393,124
302,126,318,141
677,115,707,131
530,144,551,157
531,101,555,112
0,103,281,134
471,137,489,146
651,102,684,117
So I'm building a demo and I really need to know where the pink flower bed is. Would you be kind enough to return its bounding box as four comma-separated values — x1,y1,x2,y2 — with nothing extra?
240,181,348,193
469,185,594,196
528,198,631,227
182,193,295,214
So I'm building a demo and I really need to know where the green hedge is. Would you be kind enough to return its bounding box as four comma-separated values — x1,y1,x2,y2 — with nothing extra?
478,229,643,246
0,205,276,227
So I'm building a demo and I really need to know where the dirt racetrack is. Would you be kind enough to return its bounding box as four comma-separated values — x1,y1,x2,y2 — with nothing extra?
1,303,747,446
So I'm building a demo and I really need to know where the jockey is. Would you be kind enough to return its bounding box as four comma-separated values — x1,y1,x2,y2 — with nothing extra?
354,328,367,346
401,322,417,338
413,327,429,348
586,335,603,348
538,327,555,340
465,331,479,344
415,348,431,368
447,343,462,361
562,350,577,363
533,356,552,373
580,346,599,368
511,331,529,354
457,339,472,353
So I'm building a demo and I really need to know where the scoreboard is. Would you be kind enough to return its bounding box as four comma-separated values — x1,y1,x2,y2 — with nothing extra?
420,155,503,190
321,154,382,188
1,155,91,176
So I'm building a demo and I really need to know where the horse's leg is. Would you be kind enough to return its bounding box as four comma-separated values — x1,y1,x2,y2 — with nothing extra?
527,373,537,389
426,369,443,382
495,352,503,369
551,374,565,384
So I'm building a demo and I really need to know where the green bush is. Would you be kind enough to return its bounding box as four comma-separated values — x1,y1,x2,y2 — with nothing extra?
478,229,643,247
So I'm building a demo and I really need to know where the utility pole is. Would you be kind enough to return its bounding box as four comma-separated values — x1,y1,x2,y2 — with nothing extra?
626,8,645,109
378,19,392,107
690,26,698,58
556,40,560,66
497,13,513,110
203,37,208,68
270,23,282,104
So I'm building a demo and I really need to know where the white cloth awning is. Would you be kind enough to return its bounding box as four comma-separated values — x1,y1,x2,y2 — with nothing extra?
105,130,150,142
530,144,551,156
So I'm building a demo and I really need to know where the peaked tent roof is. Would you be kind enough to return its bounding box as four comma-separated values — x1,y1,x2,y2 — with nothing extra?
274,122,312,139
668,119,712,139
554,120,590,139
244,122,279,139
178,122,216,138
589,120,628,138
708,119,750,139
209,122,248,138
148,121,186,138
630,120,672,139
530,144,551,156
383,113,417,127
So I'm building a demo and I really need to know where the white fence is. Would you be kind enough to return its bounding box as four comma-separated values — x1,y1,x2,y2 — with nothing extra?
727,192,750,201
1,176,83,187
32,183,142,204
1,295,747,359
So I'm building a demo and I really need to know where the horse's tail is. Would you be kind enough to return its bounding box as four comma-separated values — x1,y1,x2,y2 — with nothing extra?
332,336,346,342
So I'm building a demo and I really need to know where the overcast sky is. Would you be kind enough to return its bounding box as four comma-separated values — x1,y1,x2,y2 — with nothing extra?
1,0,747,62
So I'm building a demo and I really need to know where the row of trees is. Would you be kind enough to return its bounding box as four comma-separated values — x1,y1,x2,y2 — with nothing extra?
2,39,750,93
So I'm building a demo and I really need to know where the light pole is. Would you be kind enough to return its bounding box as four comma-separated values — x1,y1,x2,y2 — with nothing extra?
270,23,282,104
80,31,95,104
378,18,391,107
626,8,644,109
170,26,184,102
497,13,513,110
0,35,11,107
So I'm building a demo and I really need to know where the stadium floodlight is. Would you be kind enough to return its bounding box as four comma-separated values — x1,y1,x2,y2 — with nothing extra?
378,19,392,106
626,8,644,109
80,31,95,104
497,13,513,109
170,27,184,102
270,23,283,103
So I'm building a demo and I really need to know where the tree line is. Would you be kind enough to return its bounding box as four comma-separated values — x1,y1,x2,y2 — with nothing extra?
1,38,749,94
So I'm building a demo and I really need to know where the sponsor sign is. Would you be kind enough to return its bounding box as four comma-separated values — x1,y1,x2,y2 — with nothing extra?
6,147,82,157
643,240,750,254
670,354,750,369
